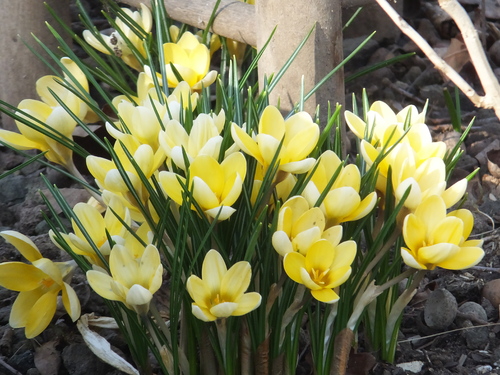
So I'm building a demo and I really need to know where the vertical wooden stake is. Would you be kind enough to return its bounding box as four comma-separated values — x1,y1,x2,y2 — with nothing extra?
0,0,71,131
256,0,344,125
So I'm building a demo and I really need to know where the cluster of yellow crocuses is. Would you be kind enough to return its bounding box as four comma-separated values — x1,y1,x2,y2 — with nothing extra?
0,4,485,343
345,101,484,271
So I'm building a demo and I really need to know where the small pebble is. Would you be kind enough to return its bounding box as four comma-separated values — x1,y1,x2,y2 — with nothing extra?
482,279,500,308
424,288,457,329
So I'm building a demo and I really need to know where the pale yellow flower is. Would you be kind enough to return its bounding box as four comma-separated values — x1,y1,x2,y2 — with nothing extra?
231,105,319,175
83,4,152,71
144,32,217,90
158,110,237,171
283,238,356,303
86,243,163,315
186,250,261,321
0,58,96,168
50,197,131,266
361,142,466,210
0,231,80,338
401,195,484,270
302,150,377,226
159,153,247,221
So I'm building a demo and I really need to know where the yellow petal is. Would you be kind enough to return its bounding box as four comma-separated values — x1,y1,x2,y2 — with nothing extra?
283,252,306,284
0,262,48,292
418,243,460,266
110,246,138,288
342,191,377,222
192,304,217,321
62,282,81,322
25,291,58,338
403,214,426,252
86,270,122,301
437,246,484,270
344,111,366,139
272,231,293,257
159,171,185,205
321,225,343,247
415,195,446,231
0,231,42,262
233,292,262,316
210,301,239,318
221,261,251,301
0,129,41,150
190,156,224,195
10,289,43,328
448,209,474,238
231,123,261,163
205,206,236,220
187,275,212,309
292,227,322,255
305,240,335,272
331,240,357,269
311,288,339,304
401,247,426,270
259,106,285,140
432,217,463,245
192,176,220,209
292,207,325,237
201,250,227,295
442,178,467,208
323,187,360,223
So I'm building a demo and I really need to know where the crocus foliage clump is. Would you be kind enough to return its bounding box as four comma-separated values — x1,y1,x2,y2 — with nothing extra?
0,1,484,374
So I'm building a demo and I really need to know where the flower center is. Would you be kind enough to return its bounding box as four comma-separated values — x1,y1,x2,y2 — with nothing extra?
212,293,225,305
311,268,329,286
40,277,55,289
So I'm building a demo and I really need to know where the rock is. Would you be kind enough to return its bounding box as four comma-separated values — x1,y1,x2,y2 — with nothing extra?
396,361,424,374
482,279,500,308
0,175,28,205
343,37,379,69
456,302,489,349
61,343,115,375
419,84,446,107
424,288,457,330
489,40,500,67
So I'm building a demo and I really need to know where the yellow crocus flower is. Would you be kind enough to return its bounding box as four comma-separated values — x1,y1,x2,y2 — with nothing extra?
159,110,235,171
0,58,96,169
50,197,131,266
159,153,247,221
401,195,484,270
144,31,217,90
186,250,261,321
283,238,356,303
86,243,163,315
0,231,80,338
83,4,152,71
302,150,377,226
231,105,319,175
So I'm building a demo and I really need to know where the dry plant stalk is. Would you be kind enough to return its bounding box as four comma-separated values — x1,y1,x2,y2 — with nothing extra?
374,0,500,122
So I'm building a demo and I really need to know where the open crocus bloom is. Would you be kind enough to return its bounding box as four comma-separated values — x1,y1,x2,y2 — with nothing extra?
0,231,80,338
345,101,427,146
0,58,96,168
83,4,152,71
361,141,467,210
158,110,235,171
302,150,377,226
50,198,131,267
283,238,356,303
231,105,319,175
159,153,247,221
272,196,326,256
86,244,163,315
144,31,217,90
186,250,261,321
401,195,484,270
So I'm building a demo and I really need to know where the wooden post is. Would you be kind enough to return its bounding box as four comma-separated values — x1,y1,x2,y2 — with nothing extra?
256,0,344,122
0,0,71,131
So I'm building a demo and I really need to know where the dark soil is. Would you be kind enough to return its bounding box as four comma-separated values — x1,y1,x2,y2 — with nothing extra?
3,0,500,374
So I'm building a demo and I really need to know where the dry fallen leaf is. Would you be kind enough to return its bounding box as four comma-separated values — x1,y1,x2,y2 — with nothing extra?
442,37,470,75
34,340,60,375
